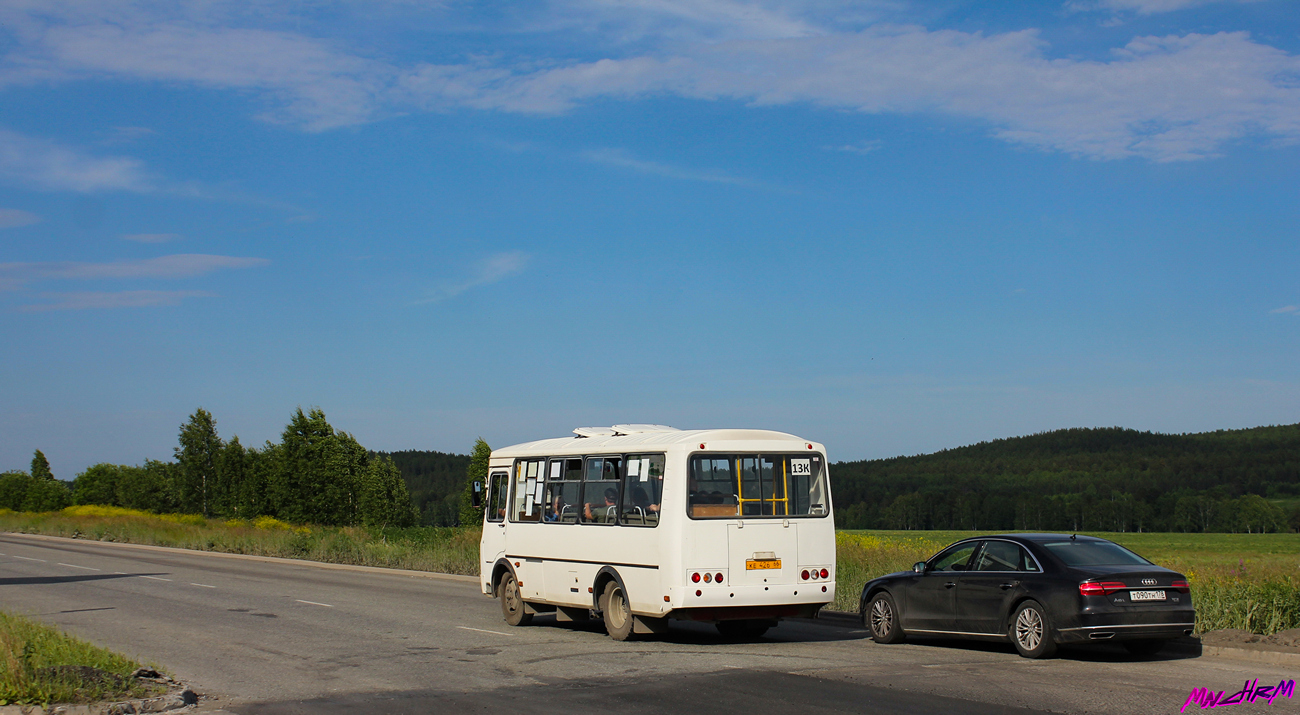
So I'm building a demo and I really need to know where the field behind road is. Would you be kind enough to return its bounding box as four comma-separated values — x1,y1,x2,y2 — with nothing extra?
2,532,1295,715
4,509,1298,634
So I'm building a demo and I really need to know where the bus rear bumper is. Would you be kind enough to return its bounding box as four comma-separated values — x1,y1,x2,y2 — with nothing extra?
668,603,824,623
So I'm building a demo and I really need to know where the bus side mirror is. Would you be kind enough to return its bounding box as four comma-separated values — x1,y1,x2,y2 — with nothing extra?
913,561,927,574
472,481,483,509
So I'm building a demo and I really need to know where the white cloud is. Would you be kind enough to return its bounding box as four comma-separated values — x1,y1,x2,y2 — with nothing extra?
0,208,41,228
417,251,529,304
0,128,155,192
122,233,180,243
582,147,749,184
1075,0,1262,15
829,139,883,154
0,254,269,290
1270,305,1299,315
17,290,216,311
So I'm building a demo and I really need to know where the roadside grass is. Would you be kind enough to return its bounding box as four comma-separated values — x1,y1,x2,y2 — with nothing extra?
4,509,1296,636
0,611,158,706
834,530,1300,636
0,507,481,576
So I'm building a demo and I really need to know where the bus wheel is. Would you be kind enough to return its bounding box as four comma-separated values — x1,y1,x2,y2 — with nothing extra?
601,581,635,641
716,620,770,639
499,572,532,627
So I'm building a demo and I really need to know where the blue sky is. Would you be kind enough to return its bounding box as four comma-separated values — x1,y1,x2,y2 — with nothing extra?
2,0,1298,477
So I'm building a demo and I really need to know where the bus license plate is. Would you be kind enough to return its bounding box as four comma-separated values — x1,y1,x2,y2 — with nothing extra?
746,559,781,570
1130,590,1166,601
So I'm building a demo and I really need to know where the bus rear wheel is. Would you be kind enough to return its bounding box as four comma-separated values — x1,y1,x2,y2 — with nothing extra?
499,572,532,627
601,581,635,641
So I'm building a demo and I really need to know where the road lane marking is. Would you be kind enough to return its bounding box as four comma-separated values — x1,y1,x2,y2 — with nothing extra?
140,576,172,581
58,563,100,571
191,583,216,588
295,600,333,607
12,555,45,562
457,626,514,636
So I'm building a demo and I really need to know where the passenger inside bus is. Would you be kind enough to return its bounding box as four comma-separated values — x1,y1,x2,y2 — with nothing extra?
584,487,618,523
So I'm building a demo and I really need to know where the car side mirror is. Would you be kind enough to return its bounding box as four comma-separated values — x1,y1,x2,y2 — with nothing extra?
471,480,483,509
913,561,927,574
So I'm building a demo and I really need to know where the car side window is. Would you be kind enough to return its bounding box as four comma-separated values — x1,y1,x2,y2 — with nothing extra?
974,541,1024,572
931,543,978,572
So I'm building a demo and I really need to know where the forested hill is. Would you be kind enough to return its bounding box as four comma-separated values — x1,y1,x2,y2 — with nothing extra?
376,450,470,527
831,424,1300,533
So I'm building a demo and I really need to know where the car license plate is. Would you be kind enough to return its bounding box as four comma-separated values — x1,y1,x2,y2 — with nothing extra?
746,559,781,570
1130,590,1166,601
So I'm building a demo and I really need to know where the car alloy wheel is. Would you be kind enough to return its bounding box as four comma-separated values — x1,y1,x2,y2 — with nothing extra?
1009,600,1055,658
865,592,905,644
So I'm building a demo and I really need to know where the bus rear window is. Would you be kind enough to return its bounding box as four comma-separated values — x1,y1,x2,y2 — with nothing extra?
688,454,827,519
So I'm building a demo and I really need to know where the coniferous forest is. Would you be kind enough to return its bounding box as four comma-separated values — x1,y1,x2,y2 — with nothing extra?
3,419,1298,532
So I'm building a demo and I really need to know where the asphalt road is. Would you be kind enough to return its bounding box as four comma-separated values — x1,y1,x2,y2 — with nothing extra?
1,533,1292,714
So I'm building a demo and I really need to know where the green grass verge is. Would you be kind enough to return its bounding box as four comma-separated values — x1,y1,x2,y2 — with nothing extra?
4,509,1296,636
0,611,158,706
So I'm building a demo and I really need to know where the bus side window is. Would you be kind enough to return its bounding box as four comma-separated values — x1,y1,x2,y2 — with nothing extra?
582,457,621,525
510,459,544,522
486,472,507,523
543,459,581,524
620,454,664,527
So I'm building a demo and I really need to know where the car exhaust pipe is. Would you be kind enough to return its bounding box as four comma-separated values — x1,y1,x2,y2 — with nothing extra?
1089,632,1115,640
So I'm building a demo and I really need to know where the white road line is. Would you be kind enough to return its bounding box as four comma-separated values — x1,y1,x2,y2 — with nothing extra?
295,600,333,607
190,583,216,588
140,576,172,581
457,626,514,636
57,563,100,571
12,555,45,562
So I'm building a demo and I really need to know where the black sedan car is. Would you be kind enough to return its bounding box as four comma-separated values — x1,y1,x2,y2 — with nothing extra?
859,534,1194,658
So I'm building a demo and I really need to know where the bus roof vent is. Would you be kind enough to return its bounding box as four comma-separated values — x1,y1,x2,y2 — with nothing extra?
610,424,680,435
573,427,617,438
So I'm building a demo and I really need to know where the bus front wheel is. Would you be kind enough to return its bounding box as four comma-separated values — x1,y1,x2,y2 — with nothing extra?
499,572,532,627
600,581,635,641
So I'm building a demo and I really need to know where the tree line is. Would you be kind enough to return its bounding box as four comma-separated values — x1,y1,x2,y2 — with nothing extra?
831,424,1300,533
3,408,419,528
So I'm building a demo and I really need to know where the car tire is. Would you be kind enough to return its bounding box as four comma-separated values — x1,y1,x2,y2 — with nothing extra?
716,619,771,639
602,581,635,641
866,592,906,644
1009,600,1056,659
499,572,532,627
1123,639,1168,657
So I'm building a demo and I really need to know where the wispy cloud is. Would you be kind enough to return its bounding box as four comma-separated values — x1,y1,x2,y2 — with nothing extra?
122,233,180,243
582,147,750,184
0,208,41,228
1270,305,1299,315
1069,0,1260,15
417,251,529,304
0,128,154,192
0,254,269,290
828,140,883,155
17,290,216,312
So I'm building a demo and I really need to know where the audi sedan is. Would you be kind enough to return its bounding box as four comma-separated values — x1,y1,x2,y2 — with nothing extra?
858,534,1195,658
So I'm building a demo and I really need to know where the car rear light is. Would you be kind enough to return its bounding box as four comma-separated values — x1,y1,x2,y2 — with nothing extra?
692,572,701,583
820,568,829,579
715,573,724,584
801,570,810,580
1171,580,1190,593
703,572,712,583
1079,581,1128,596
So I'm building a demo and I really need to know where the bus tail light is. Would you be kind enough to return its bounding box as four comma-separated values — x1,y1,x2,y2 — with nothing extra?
801,570,810,580
703,573,712,583
715,573,724,584
692,572,701,583
819,568,829,579
1079,581,1127,596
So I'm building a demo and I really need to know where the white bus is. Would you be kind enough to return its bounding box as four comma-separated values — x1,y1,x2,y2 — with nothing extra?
478,425,836,640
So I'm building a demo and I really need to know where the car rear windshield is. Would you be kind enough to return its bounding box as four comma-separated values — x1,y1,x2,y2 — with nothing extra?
1041,541,1151,566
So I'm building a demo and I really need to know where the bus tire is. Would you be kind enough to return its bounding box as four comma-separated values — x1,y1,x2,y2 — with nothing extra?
499,571,532,627
601,581,635,641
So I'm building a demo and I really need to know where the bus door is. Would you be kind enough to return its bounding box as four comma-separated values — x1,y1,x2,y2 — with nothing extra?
481,471,509,572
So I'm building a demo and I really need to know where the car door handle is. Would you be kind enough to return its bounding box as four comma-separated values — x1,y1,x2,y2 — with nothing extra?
1000,581,1018,590
944,582,956,589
